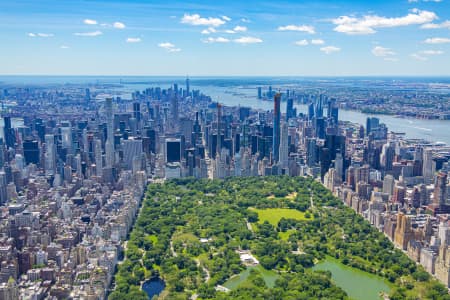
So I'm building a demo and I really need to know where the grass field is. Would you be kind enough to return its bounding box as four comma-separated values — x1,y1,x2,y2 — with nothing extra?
251,208,313,227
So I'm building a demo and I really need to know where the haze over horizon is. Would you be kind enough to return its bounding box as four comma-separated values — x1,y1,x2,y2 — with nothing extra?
1,0,450,76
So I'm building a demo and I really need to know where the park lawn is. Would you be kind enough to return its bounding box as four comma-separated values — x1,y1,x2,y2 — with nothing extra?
250,208,313,227
279,229,296,241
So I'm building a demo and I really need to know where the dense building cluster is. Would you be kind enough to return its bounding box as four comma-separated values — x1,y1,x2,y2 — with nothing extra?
0,79,450,298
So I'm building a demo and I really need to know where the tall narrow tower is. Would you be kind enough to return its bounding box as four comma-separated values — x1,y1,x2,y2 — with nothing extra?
186,76,190,97
105,98,115,167
273,93,281,163
216,103,222,158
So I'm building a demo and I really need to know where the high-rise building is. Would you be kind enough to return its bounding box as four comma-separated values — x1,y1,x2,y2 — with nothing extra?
366,117,380,135
95,139,103,177
423,148,435,184
44,134,56,176
186,76,190,97
279,122,289,168
122,138,143,170
105,98,115,167
272,93,281,163
166,138,181,163
257,87,262,99
434,172,448,207
23,139,40,165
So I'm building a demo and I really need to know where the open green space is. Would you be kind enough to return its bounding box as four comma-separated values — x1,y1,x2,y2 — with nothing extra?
313,257,392,300
110,176,450,300
251,208,313,226
223,265,279,290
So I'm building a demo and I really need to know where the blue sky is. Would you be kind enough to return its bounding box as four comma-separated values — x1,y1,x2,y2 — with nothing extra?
1,0,450,76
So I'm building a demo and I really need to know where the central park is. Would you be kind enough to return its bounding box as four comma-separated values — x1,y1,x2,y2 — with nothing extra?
109,176,450,300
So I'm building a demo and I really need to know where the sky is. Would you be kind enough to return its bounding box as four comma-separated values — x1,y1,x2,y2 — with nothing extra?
1,0,450,76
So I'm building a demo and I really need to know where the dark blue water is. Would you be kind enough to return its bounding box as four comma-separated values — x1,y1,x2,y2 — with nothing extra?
142,277,165,299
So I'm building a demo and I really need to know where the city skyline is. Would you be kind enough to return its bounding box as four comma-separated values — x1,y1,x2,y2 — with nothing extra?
1,0,450,76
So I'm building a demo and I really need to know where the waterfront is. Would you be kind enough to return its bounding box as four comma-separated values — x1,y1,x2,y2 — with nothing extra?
1,76,449,144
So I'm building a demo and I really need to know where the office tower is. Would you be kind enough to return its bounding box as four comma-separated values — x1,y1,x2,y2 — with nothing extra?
133,102,141,122
85,88,91,103
320,147,331,180
330,104,339,125
335,153,344,182
383,174,395,195
272,93,281,163
366,117,380,135
171,95,179,124
286,98,294,119
0,172,7,204
3,116,15,148
306,138,317,167
23,139,40,165
434,172,448,207
308,102,315,120
423,148,435,184
279,122,289,168
257,87,262,99
216,104,222,158
105,98,115,167
95,139,103,177
186,76,190,97
44,134,56,176
315,117,325,139
381,142,395,171
122,138,143,170
166,138,181,163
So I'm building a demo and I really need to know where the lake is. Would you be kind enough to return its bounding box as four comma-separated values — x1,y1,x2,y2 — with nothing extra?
313,257,391,300
142,277,165,299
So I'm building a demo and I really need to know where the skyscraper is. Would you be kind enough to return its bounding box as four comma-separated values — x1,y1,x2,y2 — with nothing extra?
105,98,115,167
434,172,448,207
279,121,289,168
186,76,190,97
45,134,56,176
273,93,281,163
216,103,222,158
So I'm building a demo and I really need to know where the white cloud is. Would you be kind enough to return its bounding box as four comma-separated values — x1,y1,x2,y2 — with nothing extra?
421,21,450,29
320,46,340,54
278,25,315,34
158,42,181,52
234,26,247,32
224,30,236,34
126,37,141,43
113,22,126,29
295,39,309,46
423,37,450,44
411,53,428,60
420,50,444,55
28,32,54,37
241,18,251,23
201,27,217,34
234,36,263,44
181,14,226,27
372,46,396,57
332,9,437,35
60,45,70,49
311,39,325,45
222,16,231,21
74,31,103,37
84,19,98,25
202,37,230,43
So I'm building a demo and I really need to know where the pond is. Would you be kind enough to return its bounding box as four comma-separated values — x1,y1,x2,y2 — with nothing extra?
142,277,165,299
223,265,279,290
313,257,391,300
